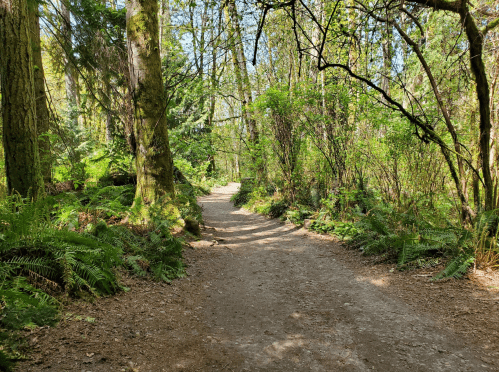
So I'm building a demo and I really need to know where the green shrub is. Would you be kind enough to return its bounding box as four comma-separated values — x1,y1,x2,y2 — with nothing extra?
309,219,336,234
94,223,185,282
175,184,203,224
269,200,289,218
0,276,59,330
348,205,471,276
231,182,254,207
253,201,272,215
0,185,191,369
0,350,13,372
0,196,122,296
333,221,358,240
284,205,310,224
433,254,474,280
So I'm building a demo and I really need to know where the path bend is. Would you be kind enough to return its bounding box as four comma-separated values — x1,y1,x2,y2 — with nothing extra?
196,183,489,372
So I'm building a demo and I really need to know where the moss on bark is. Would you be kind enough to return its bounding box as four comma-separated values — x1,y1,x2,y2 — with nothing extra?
0,0,44,199
126,0,175,208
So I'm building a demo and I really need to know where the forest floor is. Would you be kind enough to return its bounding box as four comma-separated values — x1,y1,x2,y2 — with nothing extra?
16,183,499,372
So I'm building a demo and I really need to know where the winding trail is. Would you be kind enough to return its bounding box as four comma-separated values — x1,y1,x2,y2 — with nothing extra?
17,183,494,371
195,183,488,371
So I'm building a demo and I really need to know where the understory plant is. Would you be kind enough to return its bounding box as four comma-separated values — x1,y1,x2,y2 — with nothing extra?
231,180,254,207
0,184,192,365
233,181,499,279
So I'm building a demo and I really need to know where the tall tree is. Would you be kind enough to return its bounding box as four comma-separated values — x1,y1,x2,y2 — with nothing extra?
127,0,175,204
60,0,80,127
0,0,44,199
30,1,52,183
207,5,222,175
225,0,258,144
224,0,264,181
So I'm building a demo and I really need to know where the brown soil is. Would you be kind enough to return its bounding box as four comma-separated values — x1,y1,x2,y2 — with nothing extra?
16,183,499,371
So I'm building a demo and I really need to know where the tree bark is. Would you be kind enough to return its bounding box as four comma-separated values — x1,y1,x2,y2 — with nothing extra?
103,74,113,143
0,0,44,199
127,0,175,203
29,3,52,183
460,8,493,210
207,5,221,175
159,0,171,59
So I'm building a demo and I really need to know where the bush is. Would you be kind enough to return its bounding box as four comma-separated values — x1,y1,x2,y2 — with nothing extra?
269,200,289,218
95,223,185,282
175,184,204,225
0,196,123,296
283,205,310,224
0,179,194,369
348,205,470,275
231,181,254,207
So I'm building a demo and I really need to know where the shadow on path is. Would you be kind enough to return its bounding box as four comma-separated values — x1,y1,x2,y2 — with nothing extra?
197,183,490,372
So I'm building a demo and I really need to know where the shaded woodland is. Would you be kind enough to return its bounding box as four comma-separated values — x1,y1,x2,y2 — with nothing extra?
0,0,498,368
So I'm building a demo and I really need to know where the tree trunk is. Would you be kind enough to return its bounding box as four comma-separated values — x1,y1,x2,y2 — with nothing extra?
225,0,264,181
159,0,171,59
207,6,221,175
381,19,392,96
127,0,175,203
460,9,493,211
0,0,44,199
226,0,258,143
30,4,52,183
61,0,80,127
103,74,113,143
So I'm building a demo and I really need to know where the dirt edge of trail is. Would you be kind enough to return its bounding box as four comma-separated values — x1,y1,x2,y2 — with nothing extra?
321,232,499,369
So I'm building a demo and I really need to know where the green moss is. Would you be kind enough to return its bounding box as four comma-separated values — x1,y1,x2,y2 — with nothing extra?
127,13,148,39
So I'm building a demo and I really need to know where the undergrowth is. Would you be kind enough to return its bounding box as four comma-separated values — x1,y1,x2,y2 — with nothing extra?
231,180,254,207
0,180,201,366
232,182,499,280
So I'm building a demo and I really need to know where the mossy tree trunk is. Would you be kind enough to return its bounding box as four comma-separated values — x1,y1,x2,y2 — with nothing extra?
0,0,44,199
126,0,175,204
30,4,52,183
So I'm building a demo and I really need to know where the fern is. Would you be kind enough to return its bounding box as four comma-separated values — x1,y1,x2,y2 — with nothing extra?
398,243,442,266
349,204,472,274
433,255,474,280
5,257,57,280
126,255,149,277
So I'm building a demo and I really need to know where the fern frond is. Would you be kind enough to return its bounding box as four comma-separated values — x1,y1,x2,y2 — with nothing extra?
433,255,474,280
6,257,57,279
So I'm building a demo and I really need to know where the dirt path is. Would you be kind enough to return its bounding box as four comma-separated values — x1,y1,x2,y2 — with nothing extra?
17,183,497,371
